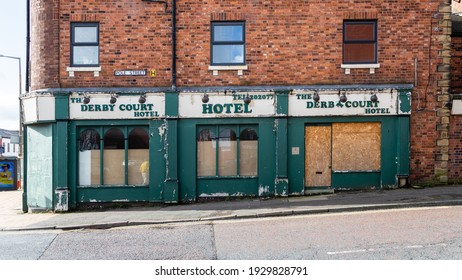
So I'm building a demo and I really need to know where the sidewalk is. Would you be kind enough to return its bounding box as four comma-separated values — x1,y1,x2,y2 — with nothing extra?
1,185,462,231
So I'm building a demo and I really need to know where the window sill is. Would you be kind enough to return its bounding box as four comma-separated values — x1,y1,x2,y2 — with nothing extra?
208,65,248,76
341,63,380,74
66,66,102,77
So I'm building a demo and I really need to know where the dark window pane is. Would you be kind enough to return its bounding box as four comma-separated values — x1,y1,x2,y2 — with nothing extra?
240,129,258,140
198,129,216,141
344,43,376,63
213,25,243,42
128,128,149,149
79,129,100,151
345,23,375,41
104,128,124,149
219,128,237,140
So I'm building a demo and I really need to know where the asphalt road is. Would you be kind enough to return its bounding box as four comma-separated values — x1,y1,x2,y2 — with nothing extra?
1,206,461,260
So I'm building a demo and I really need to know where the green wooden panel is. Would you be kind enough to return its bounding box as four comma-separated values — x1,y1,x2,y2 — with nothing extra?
332,172,381,189
54,91,69,120
26,124,54,209
197,178,259,197
53,121,69,210
76,187,150,202
149,120,167,201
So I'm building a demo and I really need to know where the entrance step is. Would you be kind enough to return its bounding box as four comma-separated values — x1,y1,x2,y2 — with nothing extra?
304,188,334,196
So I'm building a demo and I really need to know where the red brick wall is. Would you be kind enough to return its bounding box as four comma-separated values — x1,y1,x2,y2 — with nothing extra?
451,36,462,94
31,0,61,90
31,0,449,183
58,0,173,88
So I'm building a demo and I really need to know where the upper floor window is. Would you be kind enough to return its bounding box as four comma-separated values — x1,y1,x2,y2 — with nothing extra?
211,22,245,66
71,22,99,67
343,21,377,64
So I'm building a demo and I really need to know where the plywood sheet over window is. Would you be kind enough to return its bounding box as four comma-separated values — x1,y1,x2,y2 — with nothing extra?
239,141,258,176
103,150,125,185
332,122,381,171
305,125,332,187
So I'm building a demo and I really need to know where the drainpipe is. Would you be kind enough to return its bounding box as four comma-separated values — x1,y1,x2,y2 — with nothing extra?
171,0,177,91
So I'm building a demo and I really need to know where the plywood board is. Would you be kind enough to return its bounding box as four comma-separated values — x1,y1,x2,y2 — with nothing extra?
332,122,381,171
305,126,332,187
239,141,258,176
103,150,125,185
197,141,217,176
91,150,101,185
218,141,237,176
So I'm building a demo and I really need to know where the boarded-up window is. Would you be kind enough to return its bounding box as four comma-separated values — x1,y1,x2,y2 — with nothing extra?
332,122,381,171
79,128,100,185
128,128,149,185
78,126,149,186
218,129,237,176
343,21,377,64
197,129,217,177
103,128,125,185
239,129,258,176
197,125,258,177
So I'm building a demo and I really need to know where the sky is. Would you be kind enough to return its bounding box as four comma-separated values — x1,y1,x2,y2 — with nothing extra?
0,1,26,131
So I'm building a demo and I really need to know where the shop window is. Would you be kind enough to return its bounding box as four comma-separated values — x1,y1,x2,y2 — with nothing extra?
239,129,258,176
78,126,149,186
211,22,245,65
197,129,217,177
128,128,149,185
71,22,99,67
79,128,101,185
332,122,381,171
218,128,237,176
197,125,258,177
103,128,125,185
343,21,377,64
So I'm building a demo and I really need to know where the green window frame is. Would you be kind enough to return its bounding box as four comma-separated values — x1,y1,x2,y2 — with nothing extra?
197,124,258,178
77,126,149,186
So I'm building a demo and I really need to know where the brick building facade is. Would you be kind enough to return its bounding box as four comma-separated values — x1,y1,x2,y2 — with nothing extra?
23,0,456,211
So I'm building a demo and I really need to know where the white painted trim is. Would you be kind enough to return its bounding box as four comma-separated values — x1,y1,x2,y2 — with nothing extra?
341,64,380,75
66,66,102,77
208,65,248,76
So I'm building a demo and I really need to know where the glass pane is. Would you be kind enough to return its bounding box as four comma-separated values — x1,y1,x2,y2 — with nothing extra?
197,129,216,176
78,129,100,186
240,128,258,141
218,129,237,176
344,43,376,63
73,46,99,65
128,128,149,185
212,45,244,64
332,123,381,171
213,25,243,42
345,23,375,41
74,26,98,43
239,129,258,176
103,128,125,185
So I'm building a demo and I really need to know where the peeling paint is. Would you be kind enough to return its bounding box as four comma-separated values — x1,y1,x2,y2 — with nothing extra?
158,123,167,139
258,185,270,196
55,189,69,212
199,192,245,197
